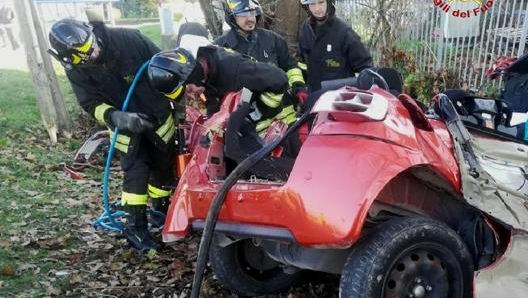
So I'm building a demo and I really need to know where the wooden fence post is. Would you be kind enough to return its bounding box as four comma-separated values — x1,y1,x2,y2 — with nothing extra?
13,0,73,143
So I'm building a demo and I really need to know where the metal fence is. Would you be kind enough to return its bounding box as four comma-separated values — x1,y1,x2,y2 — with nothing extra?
336,0,528,90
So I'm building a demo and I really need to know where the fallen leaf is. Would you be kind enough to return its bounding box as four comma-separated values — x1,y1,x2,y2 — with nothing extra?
0,265,14,276
40,281,61,296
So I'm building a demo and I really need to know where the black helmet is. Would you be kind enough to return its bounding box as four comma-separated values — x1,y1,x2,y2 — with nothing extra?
48,19,97,65
148,48,196,102
300,0,335,6
300,0,335,17
223,0,262,30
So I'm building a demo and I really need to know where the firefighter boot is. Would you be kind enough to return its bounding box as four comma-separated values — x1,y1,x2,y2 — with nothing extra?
149,197,170,228
124,204,159,251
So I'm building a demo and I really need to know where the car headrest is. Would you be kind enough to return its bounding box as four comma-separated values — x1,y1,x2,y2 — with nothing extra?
441,89,476,116
320,77,357,92
357,67,403,96
440,89,513,129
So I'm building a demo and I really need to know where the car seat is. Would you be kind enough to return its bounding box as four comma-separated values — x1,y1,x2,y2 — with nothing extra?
442,89,519,138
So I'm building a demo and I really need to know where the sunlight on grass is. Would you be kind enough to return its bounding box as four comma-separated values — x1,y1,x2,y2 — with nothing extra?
0,69,79,132
0,68,94,296
0,71,40,130
138,23,162,48
0,20,167,297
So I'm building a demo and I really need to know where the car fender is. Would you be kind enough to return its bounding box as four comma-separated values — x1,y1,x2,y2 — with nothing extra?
277,133,459,246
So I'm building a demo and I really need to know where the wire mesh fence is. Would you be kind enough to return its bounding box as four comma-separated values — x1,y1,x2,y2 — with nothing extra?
336,0,528,90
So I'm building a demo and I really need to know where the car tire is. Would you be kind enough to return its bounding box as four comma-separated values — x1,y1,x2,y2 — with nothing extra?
209,238,302,296
339,217,474,298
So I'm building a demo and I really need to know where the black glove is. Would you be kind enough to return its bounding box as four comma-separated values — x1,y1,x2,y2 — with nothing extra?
109,111,154,133
291,82,308,108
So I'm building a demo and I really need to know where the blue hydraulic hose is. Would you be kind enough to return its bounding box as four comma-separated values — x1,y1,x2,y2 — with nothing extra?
93,60,150,232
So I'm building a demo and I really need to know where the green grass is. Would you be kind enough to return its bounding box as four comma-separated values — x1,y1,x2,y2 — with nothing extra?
138,23,162,48
0,72,40,130
0,69,93,296
0,21,166,297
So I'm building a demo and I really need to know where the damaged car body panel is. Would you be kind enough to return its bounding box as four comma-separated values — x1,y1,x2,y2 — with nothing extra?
163,71,528,297
457,132,528,230
475,233,528,298
164,88,462,247
438,94,528,297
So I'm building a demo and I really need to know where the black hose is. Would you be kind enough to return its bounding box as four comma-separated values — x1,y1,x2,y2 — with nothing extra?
190,111,312,298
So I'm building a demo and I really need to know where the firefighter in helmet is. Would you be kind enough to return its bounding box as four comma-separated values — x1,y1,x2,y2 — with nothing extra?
215,0,307,133
48,18,176,252
148,46,297,179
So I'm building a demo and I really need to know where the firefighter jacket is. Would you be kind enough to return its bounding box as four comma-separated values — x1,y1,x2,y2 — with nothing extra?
299,13,373,92
198,45,289,119
65,23,175,152
214,28,305,88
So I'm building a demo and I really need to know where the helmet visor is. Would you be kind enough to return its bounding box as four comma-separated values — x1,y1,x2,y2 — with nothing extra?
164,83,185,101
71,34,97,65
227,0,262,16
234,9,259,17
148,66,186,101
300,0,324,4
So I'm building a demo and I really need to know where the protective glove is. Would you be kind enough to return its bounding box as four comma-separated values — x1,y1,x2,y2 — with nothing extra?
109,111,154,133
292,83,308,106
296,89,308,105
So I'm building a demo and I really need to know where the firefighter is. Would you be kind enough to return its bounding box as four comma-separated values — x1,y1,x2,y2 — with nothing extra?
298,0,372,92
148,46,296,179
48,19,176,252
148,45,288,120
215,0,307,131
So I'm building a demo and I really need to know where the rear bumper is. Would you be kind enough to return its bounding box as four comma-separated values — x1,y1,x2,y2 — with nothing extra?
193,220,295,242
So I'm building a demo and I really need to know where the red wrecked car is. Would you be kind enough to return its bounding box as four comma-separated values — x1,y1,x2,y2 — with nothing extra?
162,68,528,298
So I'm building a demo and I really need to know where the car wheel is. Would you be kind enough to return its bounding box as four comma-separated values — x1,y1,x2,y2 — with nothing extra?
209,238,302,296
340,217,474,298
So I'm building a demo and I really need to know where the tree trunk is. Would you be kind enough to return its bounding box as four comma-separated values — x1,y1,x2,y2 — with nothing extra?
261,0,304,55
198,0,223,38
30,0,72,136
196,0,303,49
13,0,72,143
